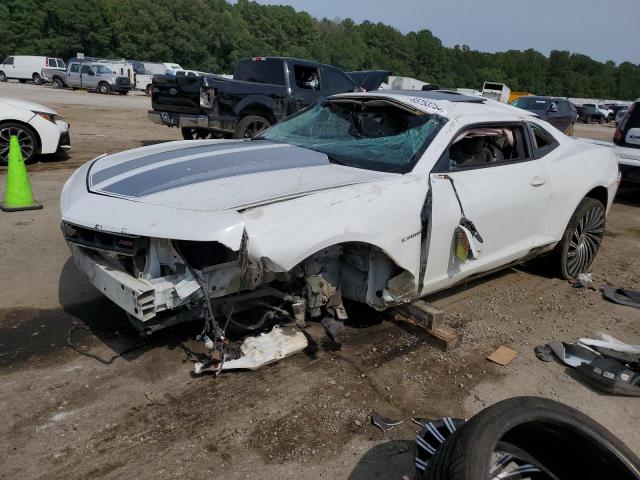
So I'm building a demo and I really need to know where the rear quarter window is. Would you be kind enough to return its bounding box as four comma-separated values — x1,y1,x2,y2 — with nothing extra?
234,59,285,85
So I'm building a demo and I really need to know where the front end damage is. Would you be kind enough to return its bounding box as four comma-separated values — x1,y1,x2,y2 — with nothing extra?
62,221,417,373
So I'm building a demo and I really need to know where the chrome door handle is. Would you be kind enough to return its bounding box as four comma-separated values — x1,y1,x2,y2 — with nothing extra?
530,176,546,187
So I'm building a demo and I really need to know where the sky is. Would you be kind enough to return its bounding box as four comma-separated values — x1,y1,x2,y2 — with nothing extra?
250,0,640,65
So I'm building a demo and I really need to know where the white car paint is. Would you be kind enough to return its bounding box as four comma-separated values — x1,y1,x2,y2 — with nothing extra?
60,92,619,326
0,96,70,157
0,55,65,82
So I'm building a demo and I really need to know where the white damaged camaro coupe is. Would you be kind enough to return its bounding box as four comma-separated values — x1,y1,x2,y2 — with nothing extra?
61,91,619,364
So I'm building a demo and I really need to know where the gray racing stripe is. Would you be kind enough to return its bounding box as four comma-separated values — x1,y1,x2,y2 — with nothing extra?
91,140,250,185
100,144,329,197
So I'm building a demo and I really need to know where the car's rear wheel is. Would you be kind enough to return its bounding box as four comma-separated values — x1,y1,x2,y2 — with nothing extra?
553,197,605,279
32,73,43,85
98,82,110,95
599,116,605,124
0,123,39,166
233,115,271,139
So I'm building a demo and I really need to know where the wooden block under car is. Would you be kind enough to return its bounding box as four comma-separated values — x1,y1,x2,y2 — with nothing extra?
388,311,461,352
395,300,444,329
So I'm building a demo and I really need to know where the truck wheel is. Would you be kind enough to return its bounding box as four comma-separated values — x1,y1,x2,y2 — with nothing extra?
599,116,605,124
120,90,128,96
0,122,39,166
32,73,43,85
0,71,6,82
98,82,110,95
233,115,271,139
52,78,64,89
584,115,591,124
145,84,152,96
181,127,215,140
421,397,640,480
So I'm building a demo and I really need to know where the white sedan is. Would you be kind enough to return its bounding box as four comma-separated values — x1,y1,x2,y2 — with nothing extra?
0,97,70,166
61,91,619,341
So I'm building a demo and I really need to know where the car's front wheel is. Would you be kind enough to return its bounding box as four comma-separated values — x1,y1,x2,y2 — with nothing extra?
52,77,64,89
555,197,605,279
98,82,110,95
0,123,39,166
0,71,7,82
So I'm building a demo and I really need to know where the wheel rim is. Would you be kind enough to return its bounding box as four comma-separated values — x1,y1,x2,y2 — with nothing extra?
243,120,269,139
100,85,108,94
566,205,604,277
0,126,35,163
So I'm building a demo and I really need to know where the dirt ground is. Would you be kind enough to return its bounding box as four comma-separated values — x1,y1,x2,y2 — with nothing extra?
0,82,639,480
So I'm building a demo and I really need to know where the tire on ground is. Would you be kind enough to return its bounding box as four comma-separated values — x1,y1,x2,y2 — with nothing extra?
52,77,64,89
422,396,640,480
233,115,271,139
32,73,43,85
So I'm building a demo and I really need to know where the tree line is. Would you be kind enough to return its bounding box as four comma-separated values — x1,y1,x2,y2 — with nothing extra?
1,0,639,100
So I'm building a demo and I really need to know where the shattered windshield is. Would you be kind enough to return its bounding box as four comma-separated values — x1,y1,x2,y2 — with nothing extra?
259,98,447,173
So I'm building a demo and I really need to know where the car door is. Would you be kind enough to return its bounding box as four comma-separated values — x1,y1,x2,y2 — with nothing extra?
67,63,81,86
420,122,552,294
81,64,97,89
289,63,323,111
3,56,16,78
545,101,569,131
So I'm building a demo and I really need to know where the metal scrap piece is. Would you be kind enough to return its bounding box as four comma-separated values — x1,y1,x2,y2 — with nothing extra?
371,412,403,432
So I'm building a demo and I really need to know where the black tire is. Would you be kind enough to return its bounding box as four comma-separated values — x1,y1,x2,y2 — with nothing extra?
584,115,591,124
181,127,215,140
233,115,271,139
18,79,27,84
145,84,152,96
120,90,128,95
423,397,640,480
52,77,64,89
0,71,7,82
0,122,39,166
599,116,605,124
98,82,110,95
551,197,606,279
32,73,43,85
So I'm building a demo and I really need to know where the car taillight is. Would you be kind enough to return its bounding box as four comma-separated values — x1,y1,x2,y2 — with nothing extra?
614,127,623,142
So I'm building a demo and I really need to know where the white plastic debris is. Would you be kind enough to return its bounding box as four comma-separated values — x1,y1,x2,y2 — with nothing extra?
194,325,308,374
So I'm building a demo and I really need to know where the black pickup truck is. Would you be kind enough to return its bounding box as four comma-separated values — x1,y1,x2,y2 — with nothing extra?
148,57,366,139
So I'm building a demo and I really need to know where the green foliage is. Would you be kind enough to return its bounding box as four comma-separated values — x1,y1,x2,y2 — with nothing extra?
1,0,638,99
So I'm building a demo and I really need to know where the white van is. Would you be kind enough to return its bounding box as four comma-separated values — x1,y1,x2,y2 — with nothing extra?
0,56,66,84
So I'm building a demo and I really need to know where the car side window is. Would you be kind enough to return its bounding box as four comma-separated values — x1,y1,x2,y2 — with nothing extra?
48,58,57,67
293,64,320,91
57,59,66,68
528,123,559,156
323,68,355,93
69,63,80,73
446,124,529,170
4,56,14,65
81,65,92,74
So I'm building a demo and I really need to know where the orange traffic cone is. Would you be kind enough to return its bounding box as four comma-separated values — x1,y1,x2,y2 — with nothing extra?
1,135,42,211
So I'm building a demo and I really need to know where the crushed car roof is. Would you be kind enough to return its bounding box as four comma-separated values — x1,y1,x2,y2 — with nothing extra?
330,90,535,119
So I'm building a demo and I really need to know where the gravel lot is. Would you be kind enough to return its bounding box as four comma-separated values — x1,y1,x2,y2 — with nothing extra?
1,82,639,480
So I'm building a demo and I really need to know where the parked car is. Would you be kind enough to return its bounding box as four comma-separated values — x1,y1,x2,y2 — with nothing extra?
0,55,66,85
511,96,578,135
148,57,370,140
576,105,606,124
0,96,70,166
42,61,131,94
62,91,618,341
613,99,640,185
584,103,613,122
615,107,629,126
